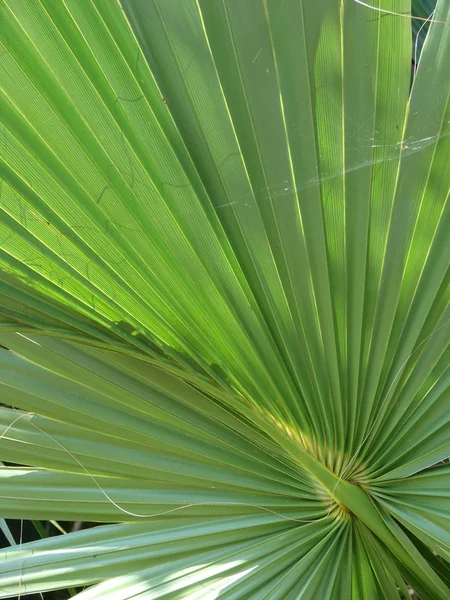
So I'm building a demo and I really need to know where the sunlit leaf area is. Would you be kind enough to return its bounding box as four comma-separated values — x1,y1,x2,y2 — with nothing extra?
0,0,449,598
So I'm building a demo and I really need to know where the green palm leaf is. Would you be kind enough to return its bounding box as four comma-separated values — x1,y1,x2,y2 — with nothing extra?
0,0,449,597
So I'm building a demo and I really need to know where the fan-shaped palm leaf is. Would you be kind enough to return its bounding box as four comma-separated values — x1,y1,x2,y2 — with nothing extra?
0,0,449,598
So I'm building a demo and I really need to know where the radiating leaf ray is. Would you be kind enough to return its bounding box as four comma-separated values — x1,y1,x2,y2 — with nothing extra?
0,0,449,598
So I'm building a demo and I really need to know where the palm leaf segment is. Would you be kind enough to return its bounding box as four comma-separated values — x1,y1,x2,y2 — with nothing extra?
0,0,449,598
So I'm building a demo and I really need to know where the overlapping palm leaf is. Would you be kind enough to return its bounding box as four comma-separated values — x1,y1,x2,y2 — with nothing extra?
0,0,449,598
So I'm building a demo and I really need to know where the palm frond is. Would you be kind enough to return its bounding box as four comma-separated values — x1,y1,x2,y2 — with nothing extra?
0,0,449,597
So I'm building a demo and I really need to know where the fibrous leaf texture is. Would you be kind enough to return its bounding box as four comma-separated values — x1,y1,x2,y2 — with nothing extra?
0,0,449,598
